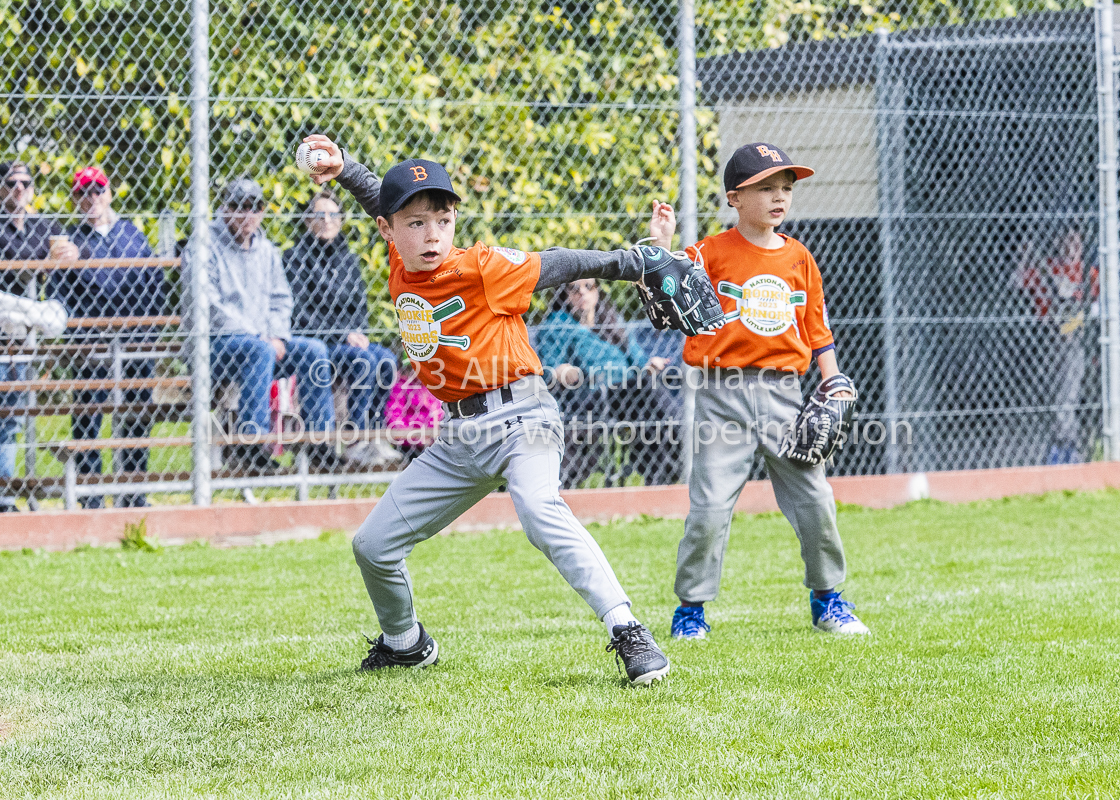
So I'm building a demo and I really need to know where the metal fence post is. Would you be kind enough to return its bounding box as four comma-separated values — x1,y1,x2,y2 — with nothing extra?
190,0,213,505
874,28,902,474
1096,1,1120,461
678,0,699,483
677,0,698,248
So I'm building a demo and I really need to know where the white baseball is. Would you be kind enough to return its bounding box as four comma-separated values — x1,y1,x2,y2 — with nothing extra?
295,142,330,175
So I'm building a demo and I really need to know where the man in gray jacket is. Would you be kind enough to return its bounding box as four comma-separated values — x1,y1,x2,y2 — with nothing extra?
183,178,336,470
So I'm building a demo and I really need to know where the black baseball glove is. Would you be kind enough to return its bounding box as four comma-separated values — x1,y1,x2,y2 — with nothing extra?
780,374,858,467
634,244,725,337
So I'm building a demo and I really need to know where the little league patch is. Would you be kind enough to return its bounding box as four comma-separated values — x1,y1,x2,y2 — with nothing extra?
718,275,806,337
491,246,528,264
395,293,470,361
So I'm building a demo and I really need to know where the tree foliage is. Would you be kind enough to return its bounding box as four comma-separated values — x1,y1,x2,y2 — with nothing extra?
0,0,1092,328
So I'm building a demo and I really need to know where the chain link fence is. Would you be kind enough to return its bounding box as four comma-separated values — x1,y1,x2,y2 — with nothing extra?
0,0,1113,510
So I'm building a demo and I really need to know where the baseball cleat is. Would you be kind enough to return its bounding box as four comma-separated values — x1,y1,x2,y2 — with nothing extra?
607,622,670,685
671,605,711,640
810,591,870,635
359,623,440,671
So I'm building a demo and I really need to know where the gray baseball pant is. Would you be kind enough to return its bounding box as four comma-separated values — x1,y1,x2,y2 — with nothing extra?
675,368,847,602
352,376,631,635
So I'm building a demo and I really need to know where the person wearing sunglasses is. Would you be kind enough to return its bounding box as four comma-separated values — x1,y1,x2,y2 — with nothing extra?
283,189,399,468
0,160,73,511
44,166,168,509
182,177,337,472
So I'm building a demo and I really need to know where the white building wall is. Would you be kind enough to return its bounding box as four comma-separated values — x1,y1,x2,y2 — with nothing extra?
713,85,879,225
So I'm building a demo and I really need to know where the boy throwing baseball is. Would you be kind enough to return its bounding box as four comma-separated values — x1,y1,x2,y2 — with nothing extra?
650,143,870,639
301,134,672,684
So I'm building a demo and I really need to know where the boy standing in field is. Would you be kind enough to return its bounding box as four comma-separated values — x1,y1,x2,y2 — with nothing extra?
302,134,671,685
649,143,870,639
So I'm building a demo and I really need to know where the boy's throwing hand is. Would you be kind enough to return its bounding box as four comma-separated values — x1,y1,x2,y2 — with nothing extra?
301,134,345,185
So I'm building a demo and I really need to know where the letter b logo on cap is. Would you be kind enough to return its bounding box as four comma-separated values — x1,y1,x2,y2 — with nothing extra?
410,166,428,182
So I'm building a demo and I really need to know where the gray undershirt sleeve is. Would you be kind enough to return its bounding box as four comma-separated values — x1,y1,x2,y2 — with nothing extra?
336,148,382,220
535,247,644,290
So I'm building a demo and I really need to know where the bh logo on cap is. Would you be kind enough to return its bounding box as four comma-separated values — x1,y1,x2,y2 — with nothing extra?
395,293,471,361
756,145,785,164
409,166,428,182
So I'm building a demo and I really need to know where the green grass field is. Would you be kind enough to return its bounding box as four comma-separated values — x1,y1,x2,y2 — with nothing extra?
1,490,1118,799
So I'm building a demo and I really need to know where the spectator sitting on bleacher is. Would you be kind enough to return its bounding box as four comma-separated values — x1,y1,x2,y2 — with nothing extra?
1,160,68,512
283,189,398,468
183,177,337,472
44,166,168,509
536,279,682,488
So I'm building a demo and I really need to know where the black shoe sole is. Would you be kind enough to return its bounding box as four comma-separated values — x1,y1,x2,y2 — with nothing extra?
629,660,670,686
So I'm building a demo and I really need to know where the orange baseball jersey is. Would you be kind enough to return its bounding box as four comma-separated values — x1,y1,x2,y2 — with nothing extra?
388,241,543,402
682,229,834,374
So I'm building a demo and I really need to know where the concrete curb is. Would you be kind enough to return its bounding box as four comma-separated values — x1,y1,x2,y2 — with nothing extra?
3,461,1118,551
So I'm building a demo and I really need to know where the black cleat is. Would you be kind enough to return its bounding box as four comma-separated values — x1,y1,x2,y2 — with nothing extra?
607,622,670,685
359,623,440,671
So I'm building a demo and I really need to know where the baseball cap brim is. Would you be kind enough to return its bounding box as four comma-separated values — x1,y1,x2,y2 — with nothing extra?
734,164,815,188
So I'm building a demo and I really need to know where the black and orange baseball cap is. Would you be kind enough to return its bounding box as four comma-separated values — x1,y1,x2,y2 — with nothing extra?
379,159,462,217
723,143,814,192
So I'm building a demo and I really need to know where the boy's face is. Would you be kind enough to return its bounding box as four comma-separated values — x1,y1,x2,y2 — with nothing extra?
727,169,795,230
377,196,456,272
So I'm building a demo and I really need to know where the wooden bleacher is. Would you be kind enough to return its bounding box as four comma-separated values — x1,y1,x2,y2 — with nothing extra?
1,255,423,510
1,257,185,509
0,258,181,271
0,428,434,508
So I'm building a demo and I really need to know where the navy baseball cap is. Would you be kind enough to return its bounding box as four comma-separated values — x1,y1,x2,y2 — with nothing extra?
723,143,814,192
379,159,461,217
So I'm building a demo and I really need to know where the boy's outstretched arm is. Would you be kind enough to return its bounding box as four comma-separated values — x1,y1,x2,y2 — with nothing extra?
302,134,381,219
535,199,681,290
536,247,644,290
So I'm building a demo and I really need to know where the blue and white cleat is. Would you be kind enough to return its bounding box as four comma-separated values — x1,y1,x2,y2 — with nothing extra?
671,605,711,640
810,591,870,635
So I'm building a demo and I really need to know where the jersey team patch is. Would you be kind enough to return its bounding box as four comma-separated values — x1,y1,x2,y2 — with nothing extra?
491,246,527,265
394,292,471,362
717,274,806,337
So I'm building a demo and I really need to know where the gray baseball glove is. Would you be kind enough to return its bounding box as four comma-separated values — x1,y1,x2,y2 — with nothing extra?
780,374,858,467
633,244,725,337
